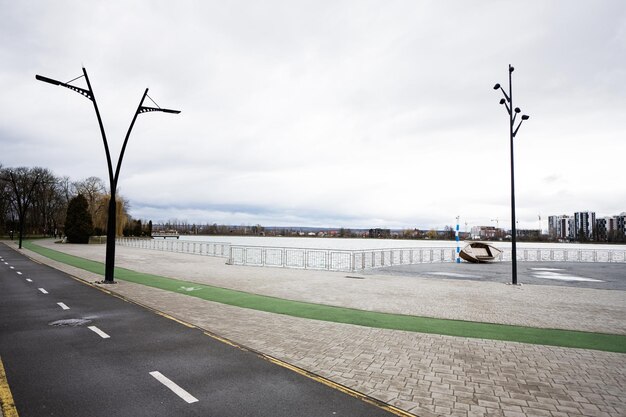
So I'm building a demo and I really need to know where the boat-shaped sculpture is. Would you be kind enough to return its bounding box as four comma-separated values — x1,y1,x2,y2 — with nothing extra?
459,242,503,263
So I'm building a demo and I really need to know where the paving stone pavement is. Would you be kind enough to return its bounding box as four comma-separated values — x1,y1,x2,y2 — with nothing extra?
8,241,626,417
29,240,626,335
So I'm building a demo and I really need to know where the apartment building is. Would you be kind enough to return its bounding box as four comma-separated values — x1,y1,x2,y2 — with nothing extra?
548,211,625,242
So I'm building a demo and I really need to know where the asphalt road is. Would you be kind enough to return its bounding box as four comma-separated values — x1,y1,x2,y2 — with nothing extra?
369,261,626,290
0,245,394,417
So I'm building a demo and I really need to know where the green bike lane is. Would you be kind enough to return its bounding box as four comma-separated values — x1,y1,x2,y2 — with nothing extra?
21,240,626,353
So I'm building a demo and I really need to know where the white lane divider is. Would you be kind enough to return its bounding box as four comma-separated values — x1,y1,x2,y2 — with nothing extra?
57,302,70,310
38,288,48,294
149,371,199,404
3,262,8,265
26,278,33,282
9,266,14,269
17,271,22,275
88,326,110,339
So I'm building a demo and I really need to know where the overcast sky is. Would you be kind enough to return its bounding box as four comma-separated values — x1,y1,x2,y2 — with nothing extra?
1,1,625,231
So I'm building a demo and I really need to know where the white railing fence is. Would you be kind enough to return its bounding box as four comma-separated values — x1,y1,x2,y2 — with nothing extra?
227,245,626,271
115,238,626,272
116,237,229,257
499,248,626,263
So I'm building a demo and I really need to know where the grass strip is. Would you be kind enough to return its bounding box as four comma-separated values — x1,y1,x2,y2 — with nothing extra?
22,241,626,353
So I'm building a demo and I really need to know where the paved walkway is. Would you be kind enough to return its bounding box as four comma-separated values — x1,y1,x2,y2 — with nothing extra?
372,262,626,291
9,240,626,417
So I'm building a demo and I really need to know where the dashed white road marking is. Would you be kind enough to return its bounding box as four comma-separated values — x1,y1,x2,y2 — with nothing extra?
26,278,33,282
16,271,22,275
38,288,48,294
88,326,110,339
57,302,70,310
3,262,8,265
9,266,14,269
149,371,199,404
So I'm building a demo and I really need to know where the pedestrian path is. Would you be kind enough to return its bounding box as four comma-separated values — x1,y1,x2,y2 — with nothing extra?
9,240,626,417
19,240,626,352
22,240,626,335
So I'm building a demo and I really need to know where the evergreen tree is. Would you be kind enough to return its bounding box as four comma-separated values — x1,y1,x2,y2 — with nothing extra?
65,194,93,243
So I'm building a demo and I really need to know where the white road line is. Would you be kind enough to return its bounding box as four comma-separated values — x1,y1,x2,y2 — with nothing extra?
88,326,110,339
38,288,48,294
16,271,22,275
26,278,33,282
9,266,14,269
149,371,199,404
57,302,70,310
3,262,8,265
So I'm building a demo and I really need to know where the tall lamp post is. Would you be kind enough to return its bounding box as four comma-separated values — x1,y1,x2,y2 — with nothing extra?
36,68,180,283
493,64,529,285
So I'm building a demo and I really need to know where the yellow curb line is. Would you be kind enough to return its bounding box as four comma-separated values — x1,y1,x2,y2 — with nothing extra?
95,282,417,417
0,356,19,417
261,355,416,417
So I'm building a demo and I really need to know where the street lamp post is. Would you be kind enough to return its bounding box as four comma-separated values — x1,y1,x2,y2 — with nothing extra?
36,68,180,283
493,64,529,285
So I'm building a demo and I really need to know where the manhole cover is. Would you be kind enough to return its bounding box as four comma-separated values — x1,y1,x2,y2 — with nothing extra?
49,318,92,327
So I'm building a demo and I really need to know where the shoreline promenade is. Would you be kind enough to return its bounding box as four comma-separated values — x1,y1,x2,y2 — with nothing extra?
7,239,626,417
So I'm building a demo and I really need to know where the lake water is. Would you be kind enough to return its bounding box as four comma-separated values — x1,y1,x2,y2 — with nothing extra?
178,235,626,251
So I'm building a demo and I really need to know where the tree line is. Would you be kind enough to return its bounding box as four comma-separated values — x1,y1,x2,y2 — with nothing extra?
0,164,149,245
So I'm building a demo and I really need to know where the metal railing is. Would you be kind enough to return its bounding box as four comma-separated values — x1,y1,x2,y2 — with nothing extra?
116,238,626,272
500,248,626,263
228,246,458,271
228,245,626,272
116,237,229,257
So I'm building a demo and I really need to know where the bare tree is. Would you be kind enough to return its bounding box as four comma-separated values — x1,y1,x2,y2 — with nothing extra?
29,167,61,237
0,167,42,248
74,176,106,224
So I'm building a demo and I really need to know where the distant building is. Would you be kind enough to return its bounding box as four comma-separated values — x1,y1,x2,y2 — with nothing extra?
548,211,624,242
574,211,596,240
596,217,611,241
470,226,501,240
548,215,571,240
597,212,626,242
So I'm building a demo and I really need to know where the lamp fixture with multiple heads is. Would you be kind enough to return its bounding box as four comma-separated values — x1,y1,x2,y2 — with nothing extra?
36,68,180,283
493,64,530,286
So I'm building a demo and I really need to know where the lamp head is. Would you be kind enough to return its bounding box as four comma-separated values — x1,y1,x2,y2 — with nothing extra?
160,108,181,114
509,65,515,72
514,107,521,113
521,115,530,120
493,83,501,90
35,75,63,86
499,98,506,105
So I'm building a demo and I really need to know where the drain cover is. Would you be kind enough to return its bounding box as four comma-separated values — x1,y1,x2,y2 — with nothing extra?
49,318,92,327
